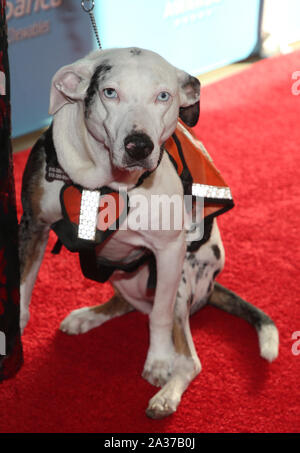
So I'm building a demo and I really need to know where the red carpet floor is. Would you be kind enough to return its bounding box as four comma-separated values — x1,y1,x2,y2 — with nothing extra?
1,51,300,433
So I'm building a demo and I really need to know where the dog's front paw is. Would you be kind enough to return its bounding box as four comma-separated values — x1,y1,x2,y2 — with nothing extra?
20,309,30,335
60,307,107,335
146,384,180,419
142,353,174,387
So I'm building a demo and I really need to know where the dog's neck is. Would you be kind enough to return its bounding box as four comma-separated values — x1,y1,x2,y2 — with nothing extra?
52,103,145,191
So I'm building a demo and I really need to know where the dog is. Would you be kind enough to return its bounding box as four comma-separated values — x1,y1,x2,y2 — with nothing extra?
19,47,279,419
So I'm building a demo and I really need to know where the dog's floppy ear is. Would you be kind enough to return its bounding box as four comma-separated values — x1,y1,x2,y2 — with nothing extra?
49,63,91,115
177,70,201,127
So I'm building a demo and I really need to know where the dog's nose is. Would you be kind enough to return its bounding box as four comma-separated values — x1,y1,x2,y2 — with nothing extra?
124,133,154,161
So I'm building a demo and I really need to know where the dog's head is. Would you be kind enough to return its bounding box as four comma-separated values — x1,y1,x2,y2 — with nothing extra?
49,47,200,173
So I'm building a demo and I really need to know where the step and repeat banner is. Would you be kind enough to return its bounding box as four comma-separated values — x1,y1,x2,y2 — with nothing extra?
7,0,262,137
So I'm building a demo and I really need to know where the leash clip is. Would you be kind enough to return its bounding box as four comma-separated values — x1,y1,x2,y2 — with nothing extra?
81,0,94,13
81,0,102,49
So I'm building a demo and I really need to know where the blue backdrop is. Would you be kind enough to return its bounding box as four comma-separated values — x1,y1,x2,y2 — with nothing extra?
8,1,93,137
96,0,261,74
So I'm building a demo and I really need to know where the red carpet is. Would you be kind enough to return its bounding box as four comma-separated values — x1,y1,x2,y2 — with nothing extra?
1,51,300,433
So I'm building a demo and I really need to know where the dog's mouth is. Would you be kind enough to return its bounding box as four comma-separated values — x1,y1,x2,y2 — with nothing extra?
123,161,155,171
112,152,158,173
109,154,146,173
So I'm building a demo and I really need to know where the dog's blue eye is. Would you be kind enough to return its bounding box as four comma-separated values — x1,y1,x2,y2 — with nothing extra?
103,88,118,99
157,91,171,102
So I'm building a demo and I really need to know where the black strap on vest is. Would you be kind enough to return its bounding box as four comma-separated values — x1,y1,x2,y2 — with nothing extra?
79,249,157,289
170,133,193,196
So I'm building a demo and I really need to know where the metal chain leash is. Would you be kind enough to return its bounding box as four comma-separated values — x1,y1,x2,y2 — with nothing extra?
81,0,102,50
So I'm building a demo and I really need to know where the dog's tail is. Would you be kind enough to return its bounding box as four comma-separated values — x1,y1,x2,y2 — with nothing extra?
208,282,279,362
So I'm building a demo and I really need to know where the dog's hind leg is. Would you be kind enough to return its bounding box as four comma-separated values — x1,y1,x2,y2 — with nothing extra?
208,282,279,362
60,288,134,335
146,283,201,419
19,216,50,333
19,135,55,333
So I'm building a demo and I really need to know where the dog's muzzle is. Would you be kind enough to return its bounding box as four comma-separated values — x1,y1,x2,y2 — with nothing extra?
124,133,154,161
